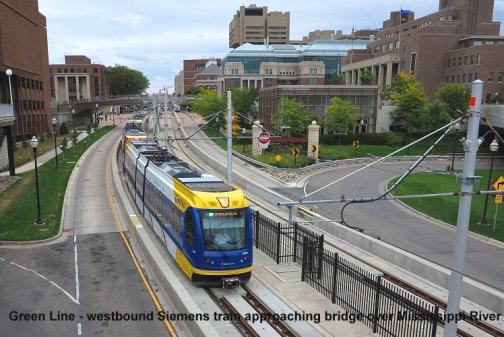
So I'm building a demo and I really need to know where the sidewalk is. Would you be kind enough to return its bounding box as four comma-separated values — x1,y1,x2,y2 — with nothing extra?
0,114,130,177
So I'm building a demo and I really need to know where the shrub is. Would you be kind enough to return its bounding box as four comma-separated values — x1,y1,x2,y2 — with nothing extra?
60,137,68,151
387,133,407,147
59,123,69,135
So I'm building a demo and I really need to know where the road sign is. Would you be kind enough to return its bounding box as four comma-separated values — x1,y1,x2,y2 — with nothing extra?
352,140,360,149
275,154,282,161
492,176,504,191
311,144,317,152
495,194,503,204
292,148,300,157
258,132,270,145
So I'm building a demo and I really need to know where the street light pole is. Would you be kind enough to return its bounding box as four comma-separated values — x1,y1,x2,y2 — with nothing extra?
72,108,76,134
52,118,58,170
95,103,99,129
478,139,499,225
450,122,460,171
242,128,246,152
30,136,45,226
5,69,16,176
112,106,115,126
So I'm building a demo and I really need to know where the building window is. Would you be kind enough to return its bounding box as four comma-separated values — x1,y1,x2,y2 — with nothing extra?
231,68,239,75
452,75,455,82
388,42,394,50
310,68,318,74
308,78,318,85
475,72,478,80
464,56,467,65
470,55,474,64
498,72,504,83
410,53,417,74
457,75,460,83
21,78,26,88
64,69,68,73
476,54,481,65
488,72,494,82
469,73,473,82
462,74,466,83
242,79,248,88
448,58,451,68
395,40,400,49
70,68,75,73
458,57,462,66
474,41,483,46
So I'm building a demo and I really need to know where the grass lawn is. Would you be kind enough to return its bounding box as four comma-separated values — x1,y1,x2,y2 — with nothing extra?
0,126,114,241
389,170,504,242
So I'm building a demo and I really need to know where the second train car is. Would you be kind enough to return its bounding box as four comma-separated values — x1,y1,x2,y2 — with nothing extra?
123,139,253,287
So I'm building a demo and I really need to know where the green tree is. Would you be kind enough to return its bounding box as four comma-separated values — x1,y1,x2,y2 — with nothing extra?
323,97,356,143
186,86,203,95
360,69,376,85
421,100,452,131
436,83,471,116
106,65,149,95
328,72,345,85
275,98,314,137
191,88,226,131
386,72,429,131
232,88,258,127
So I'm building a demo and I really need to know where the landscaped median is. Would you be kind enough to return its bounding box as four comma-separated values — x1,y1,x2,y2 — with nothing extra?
0,126,114,242
389,170,504,242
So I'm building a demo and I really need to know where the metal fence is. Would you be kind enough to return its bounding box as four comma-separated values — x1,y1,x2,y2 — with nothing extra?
252,210,439,337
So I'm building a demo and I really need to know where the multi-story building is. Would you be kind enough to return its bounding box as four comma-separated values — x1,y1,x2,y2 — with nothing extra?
341,0,504,101
177,58,221,95
0,0,51,140
218,40,368,95
229,5,290,48
259,85,378,132
49,55,108,103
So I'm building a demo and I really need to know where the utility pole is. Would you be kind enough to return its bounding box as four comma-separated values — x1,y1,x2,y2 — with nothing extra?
443,80,483,337
226,90,233,186
164,86,168,147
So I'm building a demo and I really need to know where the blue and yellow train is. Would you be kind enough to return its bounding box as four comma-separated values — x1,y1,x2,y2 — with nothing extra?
123,138,253,286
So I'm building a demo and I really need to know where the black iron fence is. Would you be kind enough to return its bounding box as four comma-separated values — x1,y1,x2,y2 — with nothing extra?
252,210,439,337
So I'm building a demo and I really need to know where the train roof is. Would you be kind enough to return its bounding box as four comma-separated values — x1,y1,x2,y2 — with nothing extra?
129,140,232,192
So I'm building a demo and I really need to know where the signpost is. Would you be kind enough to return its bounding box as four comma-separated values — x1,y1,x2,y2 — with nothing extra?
352,140,360,158
258,132,270,150
292,148,300,166
492,176,504,191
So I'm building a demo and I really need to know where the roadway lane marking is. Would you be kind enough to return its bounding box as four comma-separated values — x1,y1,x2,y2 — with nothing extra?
105,141,177,337
77,323,82,335
8,261,79,304
74,235,80,304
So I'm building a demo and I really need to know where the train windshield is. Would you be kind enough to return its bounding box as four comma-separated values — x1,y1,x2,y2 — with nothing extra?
200,210,246,251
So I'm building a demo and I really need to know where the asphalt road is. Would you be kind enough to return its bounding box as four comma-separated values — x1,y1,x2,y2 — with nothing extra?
274,160,504,291
0,128,168,337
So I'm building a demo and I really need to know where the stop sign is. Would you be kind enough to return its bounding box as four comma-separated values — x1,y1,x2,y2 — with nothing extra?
258,132,270,145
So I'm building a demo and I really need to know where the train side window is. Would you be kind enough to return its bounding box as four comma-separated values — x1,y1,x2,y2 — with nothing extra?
185,212,195,247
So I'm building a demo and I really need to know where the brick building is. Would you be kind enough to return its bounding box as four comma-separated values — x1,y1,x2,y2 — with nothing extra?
229,5,290,48
0,0,51,139
49,55,108,103
341,0,504,101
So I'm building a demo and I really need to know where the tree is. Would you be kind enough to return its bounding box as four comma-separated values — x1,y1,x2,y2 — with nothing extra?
323,97,356,143
328,72,345,85
275,98,314,137
231,88,259,127
186,86,203,95
360,69,376,85
436,83,471,116
386,72,429,131
421,100,452,131
106,65,149,95
191,88,226,131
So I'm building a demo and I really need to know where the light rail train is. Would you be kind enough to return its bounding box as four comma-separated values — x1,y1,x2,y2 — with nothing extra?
123,138,253,286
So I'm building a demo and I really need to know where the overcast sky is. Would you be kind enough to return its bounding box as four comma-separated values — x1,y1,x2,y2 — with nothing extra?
38,1,504,94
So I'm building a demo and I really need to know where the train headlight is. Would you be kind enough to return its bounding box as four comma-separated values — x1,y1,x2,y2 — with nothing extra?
216,197,229,208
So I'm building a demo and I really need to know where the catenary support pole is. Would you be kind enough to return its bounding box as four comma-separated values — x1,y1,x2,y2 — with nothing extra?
443,80,483,337
226,90,233,185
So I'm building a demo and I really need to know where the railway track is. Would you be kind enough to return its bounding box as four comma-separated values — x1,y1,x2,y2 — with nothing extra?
168,113,504,337
207,287,297,337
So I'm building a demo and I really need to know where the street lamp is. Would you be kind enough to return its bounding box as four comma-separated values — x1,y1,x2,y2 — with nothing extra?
6,69,14,112
450,122,460,171
360,119,365,133
242,128,247,152
95,103,99,128
112,106,115,126
71,108,76,134
30,136,45,226
478,139,499,225
52,118,58,170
